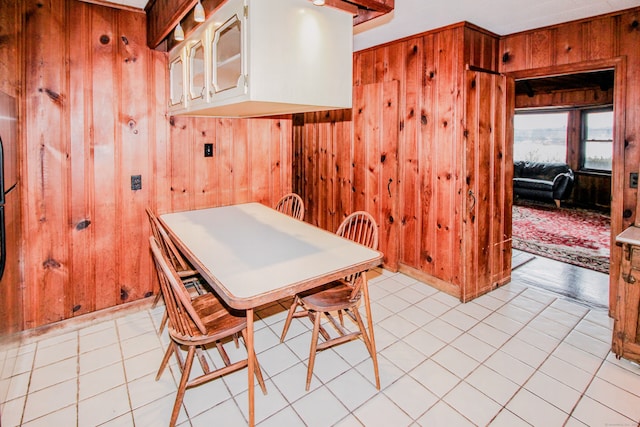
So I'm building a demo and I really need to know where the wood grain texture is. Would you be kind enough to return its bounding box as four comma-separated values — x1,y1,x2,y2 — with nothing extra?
0,0,19,97
4,0,292,332
297,23,505,299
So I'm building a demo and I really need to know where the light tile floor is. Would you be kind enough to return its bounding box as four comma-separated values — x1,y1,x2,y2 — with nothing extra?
2,268,640,426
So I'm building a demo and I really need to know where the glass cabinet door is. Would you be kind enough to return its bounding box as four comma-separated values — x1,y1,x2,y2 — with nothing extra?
188,41,206,102
212,14,243,95
169,57,184,107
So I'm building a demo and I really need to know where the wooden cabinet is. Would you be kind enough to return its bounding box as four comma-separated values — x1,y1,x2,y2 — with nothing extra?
168,0,353,118
612,226,640,363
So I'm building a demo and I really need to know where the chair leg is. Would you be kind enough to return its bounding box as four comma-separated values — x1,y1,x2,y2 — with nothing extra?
156,342,175,380
353,308,380,390
241,330,268,395
158,310,168,334
280,296,300,342
195,347,210,373
151,291,162,308
170,346,195,427
305,311,322,391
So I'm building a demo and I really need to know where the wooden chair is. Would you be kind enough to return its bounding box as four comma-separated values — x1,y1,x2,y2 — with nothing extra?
274,192,305,220
279,211,380,390
150,236,267,427
146,208,206,332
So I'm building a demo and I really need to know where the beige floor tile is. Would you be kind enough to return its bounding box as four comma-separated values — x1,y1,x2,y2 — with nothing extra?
506,388,569,426
571,395,636,426
584,376,640,421
32,342,76,369
417,401,475,427
22,404,77,427
444,381,502,426
77,384,130,426
326,368,378,412
465,365,520,406
188,399,246,426
409,359,459,398
258,406,305,427
382,375,437,419
22,379,77,424
79,362,126,401
351,392,412,427
29,357,77,393
1,395,26,427
6,269,640,427
79,342,123,375
524,370,581,413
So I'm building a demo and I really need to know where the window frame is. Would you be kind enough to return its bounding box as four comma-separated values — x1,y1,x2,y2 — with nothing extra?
579,106,614,174
513,109,571,164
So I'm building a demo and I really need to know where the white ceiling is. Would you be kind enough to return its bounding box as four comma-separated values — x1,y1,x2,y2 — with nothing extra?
108,0,640,51
353,0,640,51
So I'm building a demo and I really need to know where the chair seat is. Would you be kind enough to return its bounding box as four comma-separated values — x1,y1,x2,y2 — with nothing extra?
170,293,247,345
300,280,359,312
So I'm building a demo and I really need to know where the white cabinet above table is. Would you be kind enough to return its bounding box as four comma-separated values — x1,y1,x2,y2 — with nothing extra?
168,0,354,118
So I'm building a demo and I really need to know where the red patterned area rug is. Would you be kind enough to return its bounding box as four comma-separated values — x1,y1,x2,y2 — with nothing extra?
512,202,610,274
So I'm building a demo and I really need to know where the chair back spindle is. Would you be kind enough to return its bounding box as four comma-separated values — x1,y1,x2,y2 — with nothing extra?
275,193,305,220
150,236,207,335
336,211,379,300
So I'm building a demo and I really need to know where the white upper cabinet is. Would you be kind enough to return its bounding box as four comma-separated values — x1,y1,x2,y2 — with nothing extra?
168,54,185,112
168,0,353,117
210,0,245,102
187,40,206,106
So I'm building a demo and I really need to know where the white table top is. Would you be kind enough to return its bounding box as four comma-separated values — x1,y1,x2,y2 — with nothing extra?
160,203,383,309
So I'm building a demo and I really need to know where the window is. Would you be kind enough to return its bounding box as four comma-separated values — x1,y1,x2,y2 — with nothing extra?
514,112,568,163
581,109,613,171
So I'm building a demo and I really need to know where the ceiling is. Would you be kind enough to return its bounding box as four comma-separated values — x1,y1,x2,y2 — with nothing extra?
108,0,640,51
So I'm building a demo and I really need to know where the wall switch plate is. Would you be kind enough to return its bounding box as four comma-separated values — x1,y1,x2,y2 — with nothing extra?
204,143,213,157
631,172,638,189
131,175,142,191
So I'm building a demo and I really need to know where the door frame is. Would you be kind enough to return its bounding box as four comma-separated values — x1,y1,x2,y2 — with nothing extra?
505,57,627,312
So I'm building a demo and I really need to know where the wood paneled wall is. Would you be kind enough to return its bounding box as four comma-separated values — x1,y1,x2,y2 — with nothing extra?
500,7,640,310
1,0,292,333
296,23,501,297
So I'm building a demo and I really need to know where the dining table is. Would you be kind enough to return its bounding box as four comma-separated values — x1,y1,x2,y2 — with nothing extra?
159,202,383,426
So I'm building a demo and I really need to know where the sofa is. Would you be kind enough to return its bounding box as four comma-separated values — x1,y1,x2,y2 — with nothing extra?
513,161,574,207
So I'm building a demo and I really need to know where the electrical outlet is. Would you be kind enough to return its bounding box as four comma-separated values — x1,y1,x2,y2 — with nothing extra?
204,143,213,157
131,175,142,191
631,172,638,189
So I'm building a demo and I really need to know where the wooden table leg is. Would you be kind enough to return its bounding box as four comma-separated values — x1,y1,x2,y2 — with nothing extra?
361,274,380,389
247,307,255,426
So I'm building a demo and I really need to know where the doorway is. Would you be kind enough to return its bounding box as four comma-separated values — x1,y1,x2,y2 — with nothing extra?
507,59,626,310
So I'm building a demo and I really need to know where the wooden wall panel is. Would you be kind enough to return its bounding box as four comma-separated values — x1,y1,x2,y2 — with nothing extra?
398,38,420,268
0,0,19,97
3,0,292,333
462,70,511,301
297,23,499,299
68,2,95,316
295,81,399,266
23,0,69,328
118,9,154,304
555,21,584,65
